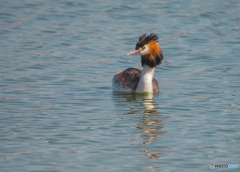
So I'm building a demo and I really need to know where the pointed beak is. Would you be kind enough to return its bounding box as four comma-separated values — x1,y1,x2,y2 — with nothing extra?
126,50,140,56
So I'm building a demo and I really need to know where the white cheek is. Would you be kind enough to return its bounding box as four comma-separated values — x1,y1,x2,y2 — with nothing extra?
140,46,149,55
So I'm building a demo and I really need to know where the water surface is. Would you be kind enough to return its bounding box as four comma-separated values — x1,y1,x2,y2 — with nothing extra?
0,0,240,171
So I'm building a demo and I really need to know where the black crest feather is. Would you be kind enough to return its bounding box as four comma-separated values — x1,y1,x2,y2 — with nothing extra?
135,33,158,50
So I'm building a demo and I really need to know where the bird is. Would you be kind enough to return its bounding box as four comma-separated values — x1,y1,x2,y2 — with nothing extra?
112,33,164,93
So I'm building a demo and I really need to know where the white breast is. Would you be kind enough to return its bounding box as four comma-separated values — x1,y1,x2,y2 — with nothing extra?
135,65,155,93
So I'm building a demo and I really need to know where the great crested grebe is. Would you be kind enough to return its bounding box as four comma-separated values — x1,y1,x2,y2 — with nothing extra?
112,33,164,93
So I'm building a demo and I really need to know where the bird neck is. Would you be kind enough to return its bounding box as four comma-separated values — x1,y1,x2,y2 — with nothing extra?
136,65,155,93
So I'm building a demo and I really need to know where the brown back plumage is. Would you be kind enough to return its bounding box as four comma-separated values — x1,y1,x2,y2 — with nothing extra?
113,68,159,93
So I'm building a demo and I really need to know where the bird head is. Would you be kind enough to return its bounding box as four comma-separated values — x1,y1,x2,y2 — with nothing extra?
127,33,164,68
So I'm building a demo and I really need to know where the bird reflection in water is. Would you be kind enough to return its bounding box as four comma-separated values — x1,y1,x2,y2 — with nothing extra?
112,92,169,159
